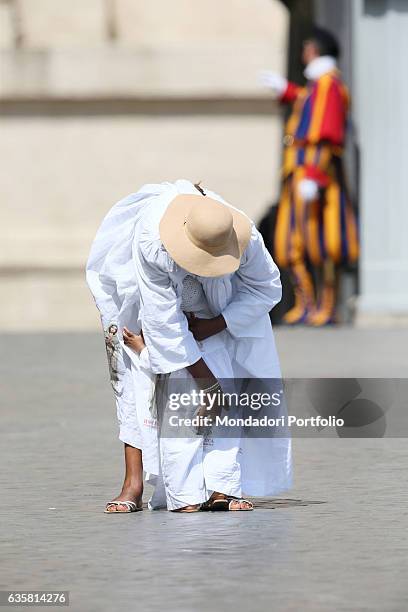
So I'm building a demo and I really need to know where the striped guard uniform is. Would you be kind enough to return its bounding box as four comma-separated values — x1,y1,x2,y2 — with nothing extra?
274,70,359,268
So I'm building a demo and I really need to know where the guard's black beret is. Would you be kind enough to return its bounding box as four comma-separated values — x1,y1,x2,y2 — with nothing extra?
306,26,341,59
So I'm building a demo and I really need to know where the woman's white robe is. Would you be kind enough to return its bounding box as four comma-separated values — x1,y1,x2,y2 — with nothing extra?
86,179,292,500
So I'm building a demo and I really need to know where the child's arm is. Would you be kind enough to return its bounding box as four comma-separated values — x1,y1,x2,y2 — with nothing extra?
123,327,151,370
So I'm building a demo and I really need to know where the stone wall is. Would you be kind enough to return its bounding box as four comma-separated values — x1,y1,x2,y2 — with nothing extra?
0,0,289,330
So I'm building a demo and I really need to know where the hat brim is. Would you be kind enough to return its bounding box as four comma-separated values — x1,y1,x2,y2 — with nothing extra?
159,194,252,277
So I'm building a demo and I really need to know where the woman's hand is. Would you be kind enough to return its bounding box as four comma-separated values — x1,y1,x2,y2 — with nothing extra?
122,327,146,354
186,313,227,341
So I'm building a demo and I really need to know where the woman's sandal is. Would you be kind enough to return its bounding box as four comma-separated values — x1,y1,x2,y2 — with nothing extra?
104,500,143,513
201,496,254,512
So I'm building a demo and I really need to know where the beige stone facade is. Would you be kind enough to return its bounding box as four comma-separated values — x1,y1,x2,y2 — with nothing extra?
0,0,288,330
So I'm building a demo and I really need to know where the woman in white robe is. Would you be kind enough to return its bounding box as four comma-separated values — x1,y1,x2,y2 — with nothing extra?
86,179,292,512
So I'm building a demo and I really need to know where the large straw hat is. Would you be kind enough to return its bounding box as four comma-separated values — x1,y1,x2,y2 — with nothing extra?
159,194,252,277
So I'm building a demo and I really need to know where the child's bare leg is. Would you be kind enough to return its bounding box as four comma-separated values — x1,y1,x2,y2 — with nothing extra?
106,444,143,512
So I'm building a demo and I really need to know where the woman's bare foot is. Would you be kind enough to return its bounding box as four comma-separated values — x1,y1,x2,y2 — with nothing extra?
172,504,201,513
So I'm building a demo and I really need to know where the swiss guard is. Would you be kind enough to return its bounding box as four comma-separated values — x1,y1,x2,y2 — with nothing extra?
261,26,359,326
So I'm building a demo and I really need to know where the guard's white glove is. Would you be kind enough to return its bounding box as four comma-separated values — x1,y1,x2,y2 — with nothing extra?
258,70,288,96
298,178,319,202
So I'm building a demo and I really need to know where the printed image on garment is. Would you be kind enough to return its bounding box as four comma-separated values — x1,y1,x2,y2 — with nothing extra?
104,323,125,395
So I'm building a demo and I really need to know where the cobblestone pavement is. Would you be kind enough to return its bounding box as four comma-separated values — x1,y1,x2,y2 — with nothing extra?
1,330,408,612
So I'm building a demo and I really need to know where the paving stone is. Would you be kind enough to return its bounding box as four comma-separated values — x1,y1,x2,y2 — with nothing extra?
1,331,407,612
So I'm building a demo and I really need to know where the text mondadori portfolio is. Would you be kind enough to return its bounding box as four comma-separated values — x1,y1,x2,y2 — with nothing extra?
168,415,344,428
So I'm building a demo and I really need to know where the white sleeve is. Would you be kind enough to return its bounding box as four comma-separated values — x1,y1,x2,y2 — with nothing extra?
135,239,201,375
222,226,282,338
